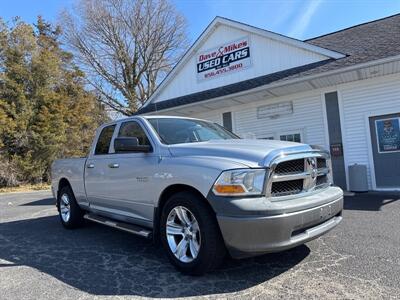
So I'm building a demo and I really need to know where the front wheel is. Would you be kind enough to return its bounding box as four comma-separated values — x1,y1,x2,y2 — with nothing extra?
160,191,226,275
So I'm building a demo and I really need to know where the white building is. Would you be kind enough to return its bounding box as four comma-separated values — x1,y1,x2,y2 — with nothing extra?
139,14,400,191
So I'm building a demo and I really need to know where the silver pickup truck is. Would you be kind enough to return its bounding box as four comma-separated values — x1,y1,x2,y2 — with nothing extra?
51,115,343,275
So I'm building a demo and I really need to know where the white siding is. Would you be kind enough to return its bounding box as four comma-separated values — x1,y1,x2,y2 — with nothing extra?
339,74,400,189
191,91,327,148
191,111,222,125
233,93,326,147
154,24,328,103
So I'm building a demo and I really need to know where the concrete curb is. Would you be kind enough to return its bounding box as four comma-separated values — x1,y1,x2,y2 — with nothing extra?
0,189,51,196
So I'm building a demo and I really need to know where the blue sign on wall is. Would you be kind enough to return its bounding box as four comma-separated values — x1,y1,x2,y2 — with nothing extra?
375,118,400,153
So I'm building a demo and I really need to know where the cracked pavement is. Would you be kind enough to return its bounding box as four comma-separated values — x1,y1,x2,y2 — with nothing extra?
0,191,399,299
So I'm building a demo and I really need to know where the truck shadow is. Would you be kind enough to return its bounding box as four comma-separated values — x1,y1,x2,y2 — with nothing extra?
0,214,309,297
343,193,400,211
20,198,55,206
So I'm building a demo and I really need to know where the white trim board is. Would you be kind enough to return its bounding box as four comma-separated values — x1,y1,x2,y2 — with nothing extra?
336,89,350,191
320,91,331,150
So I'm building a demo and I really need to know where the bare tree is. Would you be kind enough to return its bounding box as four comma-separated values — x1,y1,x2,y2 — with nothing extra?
61,0,188,115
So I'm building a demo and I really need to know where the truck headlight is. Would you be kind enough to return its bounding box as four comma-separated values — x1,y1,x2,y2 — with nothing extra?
212,169,266,196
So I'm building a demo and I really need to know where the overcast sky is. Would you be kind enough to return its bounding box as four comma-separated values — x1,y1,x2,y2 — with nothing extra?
1,0,399,41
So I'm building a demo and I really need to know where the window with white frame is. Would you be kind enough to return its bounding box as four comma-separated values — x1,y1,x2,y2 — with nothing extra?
258,129,304,143
279,132,302,143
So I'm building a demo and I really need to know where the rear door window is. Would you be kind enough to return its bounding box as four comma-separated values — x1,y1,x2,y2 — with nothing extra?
94,125,116,155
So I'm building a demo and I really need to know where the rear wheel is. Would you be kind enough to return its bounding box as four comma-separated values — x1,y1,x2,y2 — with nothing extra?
160,191,226,275
57,185,84,229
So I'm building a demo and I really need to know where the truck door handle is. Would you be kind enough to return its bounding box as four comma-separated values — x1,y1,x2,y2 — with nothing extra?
108,163,119,168
87,163,95,169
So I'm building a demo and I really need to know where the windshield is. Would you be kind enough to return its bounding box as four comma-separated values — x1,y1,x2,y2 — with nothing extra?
147,118,239,145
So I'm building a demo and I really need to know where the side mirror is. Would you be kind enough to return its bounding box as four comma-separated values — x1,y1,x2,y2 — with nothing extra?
114,137,151,153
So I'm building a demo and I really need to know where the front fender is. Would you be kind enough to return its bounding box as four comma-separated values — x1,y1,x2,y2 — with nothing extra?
154,156,250,204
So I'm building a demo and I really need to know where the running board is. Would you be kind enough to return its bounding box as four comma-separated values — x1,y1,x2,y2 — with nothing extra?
84,213,152,239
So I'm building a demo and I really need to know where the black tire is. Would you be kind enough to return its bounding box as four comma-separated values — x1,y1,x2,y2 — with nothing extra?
57,185,84,229
160,191,226,275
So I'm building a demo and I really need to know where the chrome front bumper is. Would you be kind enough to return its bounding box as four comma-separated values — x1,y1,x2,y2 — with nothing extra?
216,191,343,258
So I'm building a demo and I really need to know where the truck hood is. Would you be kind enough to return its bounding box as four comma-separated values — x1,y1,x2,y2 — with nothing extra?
167,139,313,168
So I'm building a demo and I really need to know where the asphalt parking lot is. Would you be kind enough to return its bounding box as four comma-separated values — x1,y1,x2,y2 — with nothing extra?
0,191,399,299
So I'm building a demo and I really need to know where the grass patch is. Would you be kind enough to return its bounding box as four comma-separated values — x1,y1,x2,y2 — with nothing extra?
0,183,51,193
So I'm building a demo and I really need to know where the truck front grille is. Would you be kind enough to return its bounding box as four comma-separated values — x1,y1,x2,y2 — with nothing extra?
274,159,304,175
271,179,303,197
316,174,328,187
266,154,330,199
317,157,327,169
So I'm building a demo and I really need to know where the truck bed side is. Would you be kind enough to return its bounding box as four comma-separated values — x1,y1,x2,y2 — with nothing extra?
51,158,88,208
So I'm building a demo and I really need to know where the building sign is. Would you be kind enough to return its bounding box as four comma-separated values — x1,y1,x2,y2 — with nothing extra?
257,101,293,119
196,37,251,81
375,118,400,153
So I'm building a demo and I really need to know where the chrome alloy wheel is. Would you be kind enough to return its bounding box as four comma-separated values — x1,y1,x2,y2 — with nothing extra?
166,206,201,263
59,193,71,223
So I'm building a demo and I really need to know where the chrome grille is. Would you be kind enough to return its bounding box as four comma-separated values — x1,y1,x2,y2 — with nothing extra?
315,175,329,189
266,153,330,199
316,174,328,188
274,159,304,175
317,158,327,169
271,179,303,197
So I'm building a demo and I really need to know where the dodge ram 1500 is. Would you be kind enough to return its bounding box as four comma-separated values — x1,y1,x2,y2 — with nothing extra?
51,115,343,275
